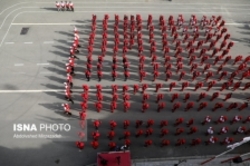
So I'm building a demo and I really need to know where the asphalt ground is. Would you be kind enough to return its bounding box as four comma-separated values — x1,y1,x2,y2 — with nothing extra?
0,0,250,166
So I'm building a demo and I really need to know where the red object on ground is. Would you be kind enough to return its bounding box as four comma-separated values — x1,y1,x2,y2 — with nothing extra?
97,151,131,166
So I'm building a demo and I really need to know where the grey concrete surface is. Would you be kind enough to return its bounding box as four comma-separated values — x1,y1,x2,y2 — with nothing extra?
0,0,250,166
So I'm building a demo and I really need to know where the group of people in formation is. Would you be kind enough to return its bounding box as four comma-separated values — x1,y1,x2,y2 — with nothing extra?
55,1,74,11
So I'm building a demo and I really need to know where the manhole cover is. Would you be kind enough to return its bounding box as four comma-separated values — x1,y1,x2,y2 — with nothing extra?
20,27,29,35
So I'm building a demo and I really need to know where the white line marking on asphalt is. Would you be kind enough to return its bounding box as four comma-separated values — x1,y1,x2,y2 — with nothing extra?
5,42,14,44
67,40,73,43
37,63,50,66
43,41,54,44
14,64,24,66
24,42,33,44
232,40,239,43
0,7,39,30
0,87,246,93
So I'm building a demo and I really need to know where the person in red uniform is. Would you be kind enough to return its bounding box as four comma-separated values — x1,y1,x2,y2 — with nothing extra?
196,40,204,50
198,102,208,111
108,142,116,150
145,128,153,137
171,93,179,102
161,139,170,147
175,117,184,126
226,102,238,111
141,102,149,113
122,130,131,139
192,71,200,81
107,130,115,140
80,101,88,112
233,81,241,91
92,130,101,140
223,93,232,101
155,83,163,92
188,126,198,134
221,137,234,145
218,71,227,81
135,129,144,138
240,70,250,80
188,55,196,66
183,93,190,102
133,84,139,94
95,101,102,112
197,92,207,102
160,120,168,128
205,71,213,81
216,115,227,124
231,115,242,124
185,102,194,111
181,81,189,91
175,127,184,135
169,82,176,91
208,40,216,50
211,48,219,57
172,102,181,112
135,120,143,128
233,55,243,65
144,140,153,147
157,102,166,112
183,33,189,43
218,126,229,135
96,84,102,92
76,141,85,150
124,101,131,112
238,102,248,111
202,116,211,125
188,48,195,58
142,84,148,93
176,138,186,146
62,103,71,115
191,138,202,146
194,82,203,91
210,92,219,101
110,120,117,130
91,140,99,149
123,120,130,129
207,80,216,91
93,120,101,130
234,126,247,134
206,136,218,145
96,92,103,101
243,116,250,123
200,55,209,65
212,102,224,111
186,118,194,127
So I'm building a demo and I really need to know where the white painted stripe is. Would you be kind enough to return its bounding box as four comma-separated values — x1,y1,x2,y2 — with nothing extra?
0,87,246,93
67,40,73,43
5,42,14,44
24,42,33,44
14,64,24,66
43,41,54,44
225,23,245,26
37,63,50,66
232,40,239,43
